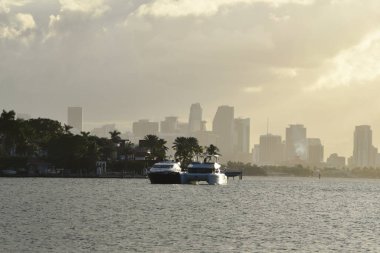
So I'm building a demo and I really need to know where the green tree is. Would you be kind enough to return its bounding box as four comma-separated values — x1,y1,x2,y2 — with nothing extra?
172,137,202,168
0,110,18,156
142,135,168,161
48,134,88,174
204,144,220,162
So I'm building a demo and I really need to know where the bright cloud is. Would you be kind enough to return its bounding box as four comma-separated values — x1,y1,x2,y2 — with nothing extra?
311,30,380,90
137,0,314,17
0,0,30,13
243,86,263,93
59,0,110,17
0,13,36,41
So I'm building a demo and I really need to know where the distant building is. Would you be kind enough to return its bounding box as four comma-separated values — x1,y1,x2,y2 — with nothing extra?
132,119,159,137
178,122,189,134
234,118,250,153
192,131,219,148
353,125,377,168
91,124,116,138
161,116,178,134
307,138,324,167
188,103,202,133
326,153,345,169
252,145,260,165
286,124,307,162
67,106,82,132
258,134,283,166
212,105,234,155
376,153,380,168
16,113,31,120
201,121,207,131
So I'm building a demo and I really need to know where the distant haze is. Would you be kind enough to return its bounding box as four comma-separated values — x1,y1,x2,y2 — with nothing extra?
2,0,380,157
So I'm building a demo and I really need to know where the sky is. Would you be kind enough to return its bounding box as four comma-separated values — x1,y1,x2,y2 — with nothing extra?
2,0,380,157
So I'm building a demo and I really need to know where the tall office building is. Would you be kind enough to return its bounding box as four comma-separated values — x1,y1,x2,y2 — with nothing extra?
307,138,324,166
91,124,116,138
326,153,346,169
258,134,283,166
286,124,307,161
160,116,178,134
212,105,234,154
252,145,260,165
353,125,376,167
132,119,159,137
234,118,250,153
67,107,82,132
188,103,202,133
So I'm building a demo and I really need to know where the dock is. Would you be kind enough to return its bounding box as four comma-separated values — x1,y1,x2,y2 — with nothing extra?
225,171,243,180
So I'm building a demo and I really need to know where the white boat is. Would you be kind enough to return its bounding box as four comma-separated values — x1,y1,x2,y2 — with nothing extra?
1,169,17,176
148,161,182,184
181,156,227,185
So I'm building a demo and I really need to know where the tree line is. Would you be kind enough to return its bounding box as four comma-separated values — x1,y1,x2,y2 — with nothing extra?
0,110,220,175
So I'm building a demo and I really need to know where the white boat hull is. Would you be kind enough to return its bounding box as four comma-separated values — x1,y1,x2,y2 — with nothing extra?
181,173,227,185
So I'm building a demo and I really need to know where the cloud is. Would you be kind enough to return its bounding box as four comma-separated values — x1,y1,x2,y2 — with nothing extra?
0,13,36,41
0,0,30,14
310,30,380,90
272,68,298,78
243,86,263,93
137,0,314,17
43,0,110,41
59,0,110,17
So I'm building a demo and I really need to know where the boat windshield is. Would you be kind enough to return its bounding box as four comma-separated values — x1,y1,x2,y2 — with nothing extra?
152,165,173,169
187,167,214,174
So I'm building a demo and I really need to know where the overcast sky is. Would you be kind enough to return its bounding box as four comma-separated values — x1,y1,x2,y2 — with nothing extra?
2,0,380,157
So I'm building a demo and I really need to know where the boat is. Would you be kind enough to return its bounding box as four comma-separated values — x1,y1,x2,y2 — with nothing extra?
181,155,227,185
147,161,182,184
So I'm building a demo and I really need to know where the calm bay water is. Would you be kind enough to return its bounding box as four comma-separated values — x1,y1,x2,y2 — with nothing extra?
1,177,380,252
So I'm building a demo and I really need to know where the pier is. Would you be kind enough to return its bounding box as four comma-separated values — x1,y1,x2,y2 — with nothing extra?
225,171,243,180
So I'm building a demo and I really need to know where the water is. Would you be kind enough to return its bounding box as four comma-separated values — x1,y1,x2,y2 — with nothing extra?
1,177,379,252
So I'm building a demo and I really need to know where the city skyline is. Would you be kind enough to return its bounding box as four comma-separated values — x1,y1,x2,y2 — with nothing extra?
12,103,380,160
3,1,380,158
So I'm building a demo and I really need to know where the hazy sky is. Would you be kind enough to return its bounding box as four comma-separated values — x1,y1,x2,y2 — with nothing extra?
2,0,380,157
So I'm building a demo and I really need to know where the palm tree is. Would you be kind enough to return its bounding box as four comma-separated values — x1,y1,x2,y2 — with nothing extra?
63,124,73,134
0,110,18,156
80,131,91,137
108,130,122,160
204,144,220,162
172,137,202,168
109,130,121,143
142,135,168,161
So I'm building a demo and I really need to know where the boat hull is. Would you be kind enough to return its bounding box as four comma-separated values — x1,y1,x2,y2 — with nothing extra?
181,173,227,185
148,172,182,184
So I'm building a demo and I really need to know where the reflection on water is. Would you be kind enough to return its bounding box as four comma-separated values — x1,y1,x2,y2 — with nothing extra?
1,177,379,252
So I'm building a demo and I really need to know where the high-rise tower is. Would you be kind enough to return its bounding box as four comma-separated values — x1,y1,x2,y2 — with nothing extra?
212,105,234,154
67,106,82,132
188,103,202,133
285,124,307,161
353,125,376,167
234,118,250,153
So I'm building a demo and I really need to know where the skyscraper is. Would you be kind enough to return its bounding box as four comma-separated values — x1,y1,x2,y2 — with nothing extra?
188,103,202,133
212,105,234,155
307,138,324,166
286,124,307,161
234,118,250,153
258,134,283,166
326,153,345,169
67,106,82,132
353,125,376,168
132,119,159,137
160,116,178,133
